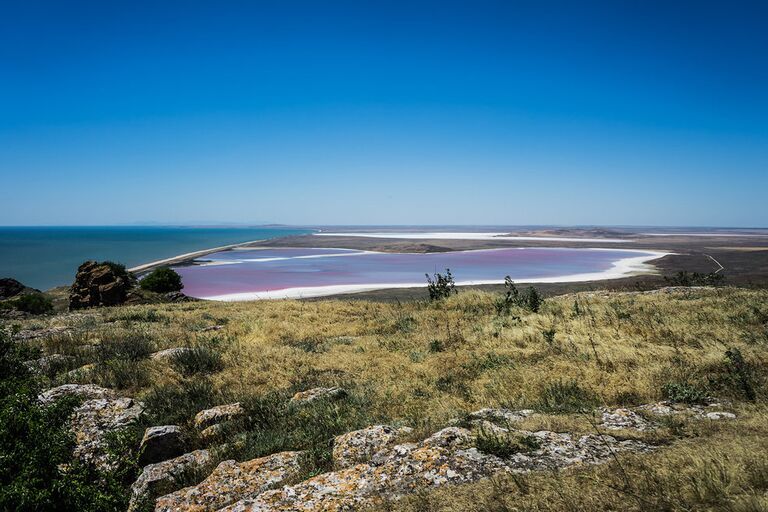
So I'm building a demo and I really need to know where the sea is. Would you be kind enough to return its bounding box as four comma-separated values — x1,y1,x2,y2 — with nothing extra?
0,226,312,290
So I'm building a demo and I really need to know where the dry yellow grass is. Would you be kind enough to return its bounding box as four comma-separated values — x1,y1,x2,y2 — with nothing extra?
14,286,768,510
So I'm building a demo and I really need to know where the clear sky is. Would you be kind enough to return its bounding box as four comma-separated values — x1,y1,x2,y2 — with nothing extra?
1,1,766,227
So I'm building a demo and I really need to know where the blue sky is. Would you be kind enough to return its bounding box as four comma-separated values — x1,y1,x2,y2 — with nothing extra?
1,1,766,226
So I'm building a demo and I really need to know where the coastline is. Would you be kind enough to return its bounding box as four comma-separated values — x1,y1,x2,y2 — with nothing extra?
200,249,671,301
127,239,271,273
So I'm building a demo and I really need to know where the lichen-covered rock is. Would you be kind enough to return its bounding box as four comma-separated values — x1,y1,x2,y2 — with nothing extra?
194,403,245,430
332,425,413,469
71,397,144,468
638,401,736,421
600,408,654,431
222,427,507,511
139,425,185,466
151,347,193,360
23,354,76,375
154,451,303,512
467,408,535,425
128,450,216,512
289,386,346,405
38,383,117,405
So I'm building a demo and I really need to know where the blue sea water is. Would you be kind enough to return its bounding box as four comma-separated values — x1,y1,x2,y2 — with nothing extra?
0,226,311,290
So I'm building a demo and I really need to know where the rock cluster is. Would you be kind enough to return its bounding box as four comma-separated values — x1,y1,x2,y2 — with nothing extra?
154,451,304,512
71,396,145,468
194,403,246,442
69,260,132,310
332,424,413,469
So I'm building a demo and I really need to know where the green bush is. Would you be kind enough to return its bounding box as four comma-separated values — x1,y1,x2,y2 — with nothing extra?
662,381,708,404
139,267,183,293
495,277,543,313
0,329,138,511
425,269,456,301
11,293,53,315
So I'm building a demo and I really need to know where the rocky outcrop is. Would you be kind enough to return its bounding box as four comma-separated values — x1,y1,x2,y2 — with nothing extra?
637,400,737,420
289,387,346,405
600,407,655,431
222,424,650,511
140,425,185,466
38,383,117,405
71,397,145,468
129,449,217,512
0,277,34,299
154,451,304,512
69,261,132,310
332,425,413,469
466,408,535,425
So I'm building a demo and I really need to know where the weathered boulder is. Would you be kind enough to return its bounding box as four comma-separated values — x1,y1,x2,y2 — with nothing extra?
194,403,245,431
289,386,346,405
154,451,303,512
69,260,132,310
38,383,117,405
139,425,185,466
332,425,413,469
128,449,216,512
638,400,736,421
71,397,145,468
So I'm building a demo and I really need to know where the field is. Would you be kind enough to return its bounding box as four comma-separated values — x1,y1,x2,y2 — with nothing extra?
7,284,768,510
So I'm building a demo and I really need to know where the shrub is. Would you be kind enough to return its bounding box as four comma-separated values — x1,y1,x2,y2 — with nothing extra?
0,329,138,511
139,267,183,293
477,427,540,459
425,269,456,301
142,379,217,426
495,277,543,313
11,293,53,315
723,347,757,401
171,345,224,376
537,380,599,413
662,381,708,404
664,271,724,287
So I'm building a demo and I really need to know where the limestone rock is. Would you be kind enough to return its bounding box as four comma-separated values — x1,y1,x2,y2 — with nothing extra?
600,407,654,431
332,425,413,469
289,386,346,405
139,425,185,466
24,354,76,375
38,383,116,405
154,451,303,512
69,260,132,310
467,408,535,425
71,397,145,468
194,403,245,430
128,449,216,512
705,411,736,420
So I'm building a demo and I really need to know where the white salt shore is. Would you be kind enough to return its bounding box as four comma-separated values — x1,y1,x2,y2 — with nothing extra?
314,232,632,243
202,249,670,301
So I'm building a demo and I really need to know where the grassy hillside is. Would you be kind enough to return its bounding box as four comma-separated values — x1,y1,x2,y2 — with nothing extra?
6,286,768,510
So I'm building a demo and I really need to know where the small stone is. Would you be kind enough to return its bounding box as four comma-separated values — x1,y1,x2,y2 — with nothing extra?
194,403,245,430
289,386,347,405
139,425,185,466
154,451,303,512
128,450,216,512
